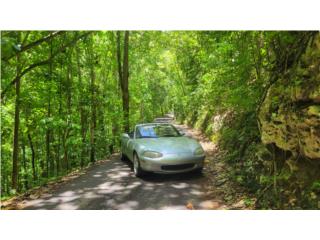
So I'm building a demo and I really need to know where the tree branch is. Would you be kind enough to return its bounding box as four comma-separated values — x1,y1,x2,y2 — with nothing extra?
1,32,91,100
2,31,66,61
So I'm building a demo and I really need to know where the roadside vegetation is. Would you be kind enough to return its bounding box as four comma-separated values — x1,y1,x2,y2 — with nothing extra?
1,31,319,209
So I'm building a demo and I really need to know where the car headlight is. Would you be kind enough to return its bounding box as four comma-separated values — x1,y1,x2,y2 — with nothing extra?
194,147,204,156
142,151,163,158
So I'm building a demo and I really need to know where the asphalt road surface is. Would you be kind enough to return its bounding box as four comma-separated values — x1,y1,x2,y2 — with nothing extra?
21,122,219,210
22,154,212,210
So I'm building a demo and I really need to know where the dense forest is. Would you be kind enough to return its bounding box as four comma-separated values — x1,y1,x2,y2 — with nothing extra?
1,31,320,209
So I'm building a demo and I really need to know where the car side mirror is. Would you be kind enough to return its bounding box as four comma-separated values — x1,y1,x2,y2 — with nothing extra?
122,133,130,138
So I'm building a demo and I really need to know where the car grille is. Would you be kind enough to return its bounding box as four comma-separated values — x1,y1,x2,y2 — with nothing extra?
161,163,195,171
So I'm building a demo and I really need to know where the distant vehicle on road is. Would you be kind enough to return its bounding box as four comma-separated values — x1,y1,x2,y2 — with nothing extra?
153,117,173,123
153,113,175,123
120,123,205,177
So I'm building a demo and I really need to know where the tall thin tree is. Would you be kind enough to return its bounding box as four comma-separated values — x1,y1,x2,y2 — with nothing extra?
116,31,130,132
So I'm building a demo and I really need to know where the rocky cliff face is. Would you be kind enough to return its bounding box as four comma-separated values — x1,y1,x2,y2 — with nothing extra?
259,34,320,191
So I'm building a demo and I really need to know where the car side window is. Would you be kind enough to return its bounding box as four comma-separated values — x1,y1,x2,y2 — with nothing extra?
135,128,141,139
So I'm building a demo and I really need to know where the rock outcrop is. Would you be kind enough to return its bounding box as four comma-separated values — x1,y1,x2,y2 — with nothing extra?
259,34,320,186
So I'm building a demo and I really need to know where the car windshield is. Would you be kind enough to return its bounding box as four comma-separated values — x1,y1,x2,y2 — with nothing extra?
136,124,181,138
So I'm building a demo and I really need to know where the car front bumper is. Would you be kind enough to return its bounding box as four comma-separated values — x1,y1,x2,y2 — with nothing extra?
139,153,205,174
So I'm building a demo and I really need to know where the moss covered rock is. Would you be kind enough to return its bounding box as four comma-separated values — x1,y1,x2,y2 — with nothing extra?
259,35,320,162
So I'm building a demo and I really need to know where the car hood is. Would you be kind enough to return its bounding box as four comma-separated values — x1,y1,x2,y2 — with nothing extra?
135,136,201,154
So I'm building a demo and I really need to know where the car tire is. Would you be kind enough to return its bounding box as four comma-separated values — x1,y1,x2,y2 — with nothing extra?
133,153,145,178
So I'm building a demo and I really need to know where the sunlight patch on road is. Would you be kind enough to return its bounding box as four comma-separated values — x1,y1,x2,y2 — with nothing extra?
83,191,100,199
160,205,186,210
168,193,179,198
97,183,125,194
116,201,139,210
57,202,78,210
126,181,142,189
59,191,75,197
108,171,130,179
171,182,189,189
190,189,203,196
142,186,154,190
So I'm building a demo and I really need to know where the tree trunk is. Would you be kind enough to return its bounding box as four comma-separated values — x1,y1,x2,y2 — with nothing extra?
22,138,28,190
65,49,73,170
90,60,96,163
27,132,36,181
76,46,87,167
62,128,70,172
89,38,96,163
56,59,63,175
11,52,21,191
117,31,130,133
122,31,130,132
116,32,123,89
45,38,53,178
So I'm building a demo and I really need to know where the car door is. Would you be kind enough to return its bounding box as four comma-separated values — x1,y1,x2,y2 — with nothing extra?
122,131,135,161
126,134,135,161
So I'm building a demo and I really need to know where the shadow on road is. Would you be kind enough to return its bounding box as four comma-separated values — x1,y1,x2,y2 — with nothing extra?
121,157,204,183
22,155,209,210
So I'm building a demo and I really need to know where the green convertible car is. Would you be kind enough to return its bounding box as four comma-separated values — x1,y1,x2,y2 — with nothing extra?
120,123,205,177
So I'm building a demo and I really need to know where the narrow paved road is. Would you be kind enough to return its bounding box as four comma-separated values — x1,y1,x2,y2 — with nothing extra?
23,155,210,210
21,124,217,210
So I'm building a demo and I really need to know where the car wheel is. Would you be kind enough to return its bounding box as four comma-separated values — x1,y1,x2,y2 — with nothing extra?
133,153,144,177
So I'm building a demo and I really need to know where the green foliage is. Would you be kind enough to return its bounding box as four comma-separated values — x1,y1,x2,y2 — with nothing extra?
1,31,318,210
170,31,318,209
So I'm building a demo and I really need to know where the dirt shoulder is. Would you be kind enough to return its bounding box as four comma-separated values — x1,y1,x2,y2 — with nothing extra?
175,123,255,209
